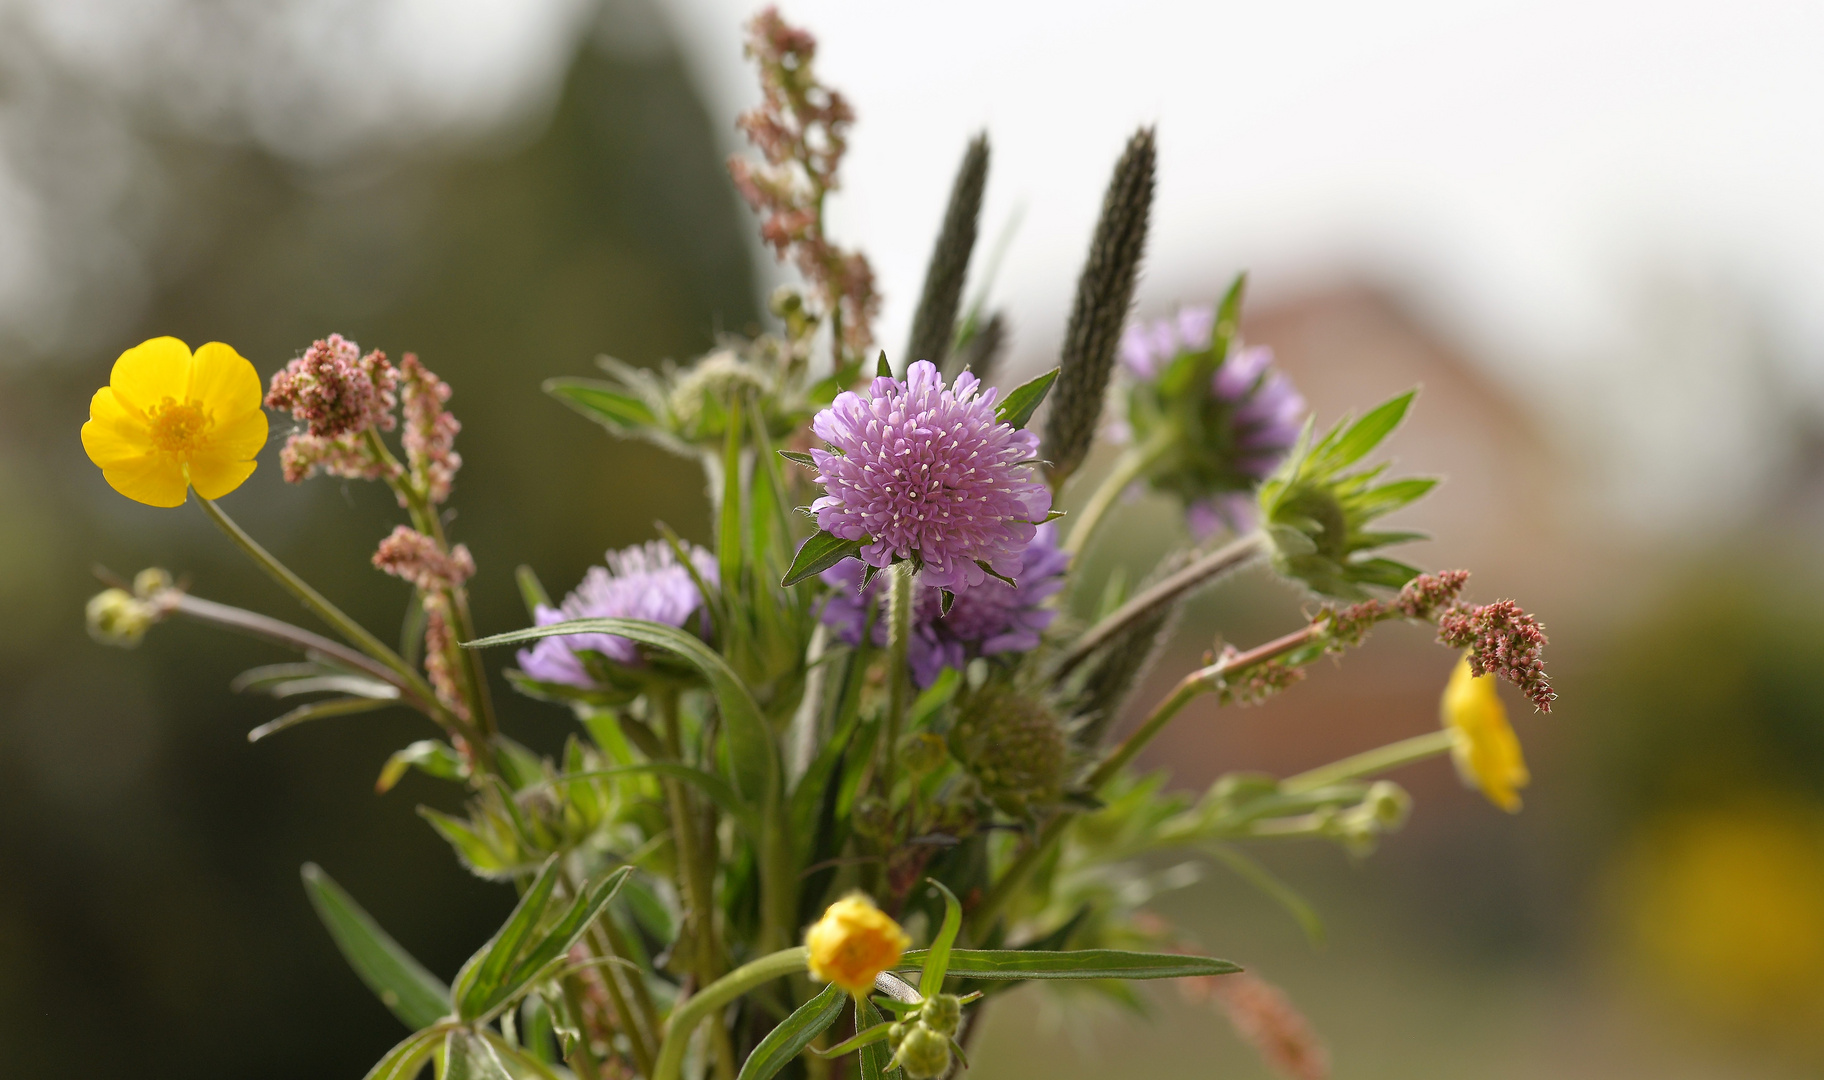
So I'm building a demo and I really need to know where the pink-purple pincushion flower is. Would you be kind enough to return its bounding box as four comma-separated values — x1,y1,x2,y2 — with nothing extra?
809,360,1051,590
516,542,717,689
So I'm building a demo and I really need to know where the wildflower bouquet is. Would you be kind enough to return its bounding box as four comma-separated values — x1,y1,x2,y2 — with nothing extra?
79,9,1553,1080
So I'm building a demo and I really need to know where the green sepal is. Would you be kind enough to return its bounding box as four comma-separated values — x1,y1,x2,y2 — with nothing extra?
301,863,453,1030
876,351,893,378
781,531,864,587
778,450,816,467
993,367,1059,430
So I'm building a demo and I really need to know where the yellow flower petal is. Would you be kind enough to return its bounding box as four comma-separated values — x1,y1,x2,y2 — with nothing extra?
108,336,193,412
81,386,154,467
206,403,270,463
101,454,189,508
1441,655,1529,812
188,341,264,417
186,453,258,500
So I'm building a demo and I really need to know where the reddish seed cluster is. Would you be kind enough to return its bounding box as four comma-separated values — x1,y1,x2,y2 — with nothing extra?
399,354,462,505
1182,973,1330,1080
265,333,398,439
728,6,878,352
1321,569,1471,648
372,526,475,592
420,597,469,722
1438,598,1554,713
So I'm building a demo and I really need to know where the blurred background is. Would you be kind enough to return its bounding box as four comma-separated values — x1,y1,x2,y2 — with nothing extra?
3,0,1823,1076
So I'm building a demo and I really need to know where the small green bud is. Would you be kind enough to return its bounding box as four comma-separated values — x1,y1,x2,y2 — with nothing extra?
919,992,961,1036
886,1021,907,1051
668,350,770,439
132,566,174,598
86,588,154,648
1363,780,1411,829
894,1023,952,1080
851,795,894,842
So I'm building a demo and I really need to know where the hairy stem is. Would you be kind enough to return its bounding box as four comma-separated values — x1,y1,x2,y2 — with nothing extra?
1053,531,1267,678
880,561,916,797
652,948,811,1080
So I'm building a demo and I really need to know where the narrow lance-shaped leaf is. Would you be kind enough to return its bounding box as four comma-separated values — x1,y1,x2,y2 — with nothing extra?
920,879,963,998
543,378,658,431
466,617,777,804
360,1024,454,1080
302,863,453,1030
993,367,1058,431
741,982,852,1080
471,865,636,1021
897,948,1240,980
561,764,759,836
1315,389,1416,472
247,694,394,743
782,531,864,588
453,855,563,1019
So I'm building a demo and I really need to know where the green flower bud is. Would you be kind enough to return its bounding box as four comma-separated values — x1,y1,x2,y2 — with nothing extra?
886,1021,907,1051
894,1023,952,1080
668,350,770,440
898,731,949,778
86,588,154,648
919,992,961,1036
851,795,894,842
948,686,1067,816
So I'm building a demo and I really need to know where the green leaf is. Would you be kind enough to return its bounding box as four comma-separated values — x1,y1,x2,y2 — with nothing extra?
857,997,891,1080
476,865,635,1021
419,807,524,879
562,764,758,837
302,864,452,1030
778,450,816,467
481,1029,566,1080
454,856,563,1019
738,982,848,1080
376,739,467,795
908,666,960,729
718,395,745,599
781,531,863,588
1206,843,1325,947
1213,272,1248,357
230,662,329,693
993,367,1059,430
467,618,776,805
360,1025,452,1080
247,695,394,743
814,1020,895,1059
876,351,892,378
544,378,658,431
1346,557,1422,589
897,948,1240,980
445,1029,513,1080
920,880,963,997
1318,390,1415,471
1352,477,1438,518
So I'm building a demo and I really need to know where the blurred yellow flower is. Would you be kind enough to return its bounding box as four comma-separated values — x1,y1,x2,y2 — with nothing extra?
80,337,267,507
1440,654,1529,812
1617,803,1824,1038
804,893,909,993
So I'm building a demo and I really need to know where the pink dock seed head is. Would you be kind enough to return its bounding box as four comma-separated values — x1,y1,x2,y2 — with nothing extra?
809,360,1051,591
372,526,475,592
265,333,398,439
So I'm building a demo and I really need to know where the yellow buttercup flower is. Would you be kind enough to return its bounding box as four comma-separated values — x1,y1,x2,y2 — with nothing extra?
1441,654,1529,812
81,337,268,507
804,893,909,993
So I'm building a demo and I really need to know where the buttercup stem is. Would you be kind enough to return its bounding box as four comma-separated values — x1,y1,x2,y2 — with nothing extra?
1281,729,1455,794
1062,435,1170,558
880,561,917,796
195,497,441,713
652,947,810,1080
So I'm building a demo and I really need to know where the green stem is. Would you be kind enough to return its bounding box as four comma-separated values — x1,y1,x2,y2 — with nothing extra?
1063,436,1170,557
879,562,916,797
1281,729,1455,794
655,691,724,993
196,497,440,711
652,948,810,1080
559,973,607,1080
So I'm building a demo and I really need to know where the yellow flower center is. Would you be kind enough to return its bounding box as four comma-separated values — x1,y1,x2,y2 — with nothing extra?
146,396,211,454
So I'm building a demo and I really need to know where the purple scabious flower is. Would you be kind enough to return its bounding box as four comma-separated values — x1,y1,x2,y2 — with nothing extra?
516,542,717,689
818,524,1069,687
1119,304,1309,540
809,360,1051,590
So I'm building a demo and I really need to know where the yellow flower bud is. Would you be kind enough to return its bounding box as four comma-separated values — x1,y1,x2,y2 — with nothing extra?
803,893,909,994
1441,654,1529,812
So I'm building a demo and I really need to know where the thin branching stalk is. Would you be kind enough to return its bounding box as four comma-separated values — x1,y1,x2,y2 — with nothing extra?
1061,434,1173,557
1281,729,1454,794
